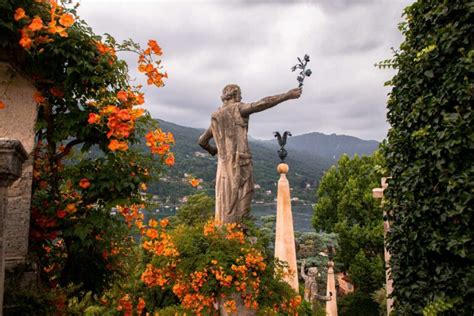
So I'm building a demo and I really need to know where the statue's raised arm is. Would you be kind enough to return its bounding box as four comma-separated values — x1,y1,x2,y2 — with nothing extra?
239,87,302,117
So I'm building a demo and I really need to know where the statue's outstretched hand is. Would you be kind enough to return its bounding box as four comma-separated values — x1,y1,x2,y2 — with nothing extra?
288,87,303,99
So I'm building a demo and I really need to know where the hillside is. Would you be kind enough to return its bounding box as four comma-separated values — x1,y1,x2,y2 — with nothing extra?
150,119,330,204
149,120,379,205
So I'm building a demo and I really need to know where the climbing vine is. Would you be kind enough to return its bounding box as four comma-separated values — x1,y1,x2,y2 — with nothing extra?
383,0,473,314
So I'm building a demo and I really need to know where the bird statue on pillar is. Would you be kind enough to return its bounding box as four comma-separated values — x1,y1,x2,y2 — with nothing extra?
273,131,292,162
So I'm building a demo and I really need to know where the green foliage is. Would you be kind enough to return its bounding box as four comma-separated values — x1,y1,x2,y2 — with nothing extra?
173,192,214,226
312,152,385,309
0,0,168,306
371,287,387,316
383,0,474,313
338,291,380,316
422,298,457,316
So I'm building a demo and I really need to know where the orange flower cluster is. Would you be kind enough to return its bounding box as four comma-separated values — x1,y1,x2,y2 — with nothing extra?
203,221,245,245
87,90,146,152
114,294,147,316
189,177,201,187
225,223,245,244
138,40,168,87
116,294,132,316
116,204,144,227
33,91,46,104
95,41,116,65
224,300,238,314
141,264,170,289
79,178,90,189
145,129,175,166
203,220,217,236
141,218,179,257
14,1,75,50
172,280,215,316
210,265,233,287
275,295,302,315
0,100,5,109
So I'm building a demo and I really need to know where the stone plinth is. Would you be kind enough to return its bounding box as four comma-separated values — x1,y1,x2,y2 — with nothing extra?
0,139,28,312
325,260,338,316
274,163,298,291
0,62,37,268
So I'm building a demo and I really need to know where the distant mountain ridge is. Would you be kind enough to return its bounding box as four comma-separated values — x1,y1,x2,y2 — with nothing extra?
152,119,379,204
260,131,379,162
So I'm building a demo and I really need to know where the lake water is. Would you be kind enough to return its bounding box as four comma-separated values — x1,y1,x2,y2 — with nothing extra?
145,203,314,232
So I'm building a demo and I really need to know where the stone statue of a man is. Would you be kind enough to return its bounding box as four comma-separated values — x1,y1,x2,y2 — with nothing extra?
198,84,302,223
301,260,331,310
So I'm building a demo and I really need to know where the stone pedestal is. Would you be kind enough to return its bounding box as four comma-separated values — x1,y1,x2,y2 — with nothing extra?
274,163,298,291
325,260,338,316
0,62,37,268
0,139,28,312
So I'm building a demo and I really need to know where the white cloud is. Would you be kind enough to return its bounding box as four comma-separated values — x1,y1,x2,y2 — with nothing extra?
77,0,413,141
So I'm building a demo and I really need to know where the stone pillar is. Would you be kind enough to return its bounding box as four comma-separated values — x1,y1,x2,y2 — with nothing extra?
325,260,338,316
373,177,393,315
0,62,37,268
274,163,298,291
0,139,28,312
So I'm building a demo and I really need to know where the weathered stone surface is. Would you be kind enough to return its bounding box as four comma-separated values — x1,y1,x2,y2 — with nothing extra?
274,163,298,291
0,63,37,265
199,84,302,224
0,139,28,186
0,138,28,313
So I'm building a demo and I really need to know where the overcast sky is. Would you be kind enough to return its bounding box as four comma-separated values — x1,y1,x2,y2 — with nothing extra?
78,0,413,141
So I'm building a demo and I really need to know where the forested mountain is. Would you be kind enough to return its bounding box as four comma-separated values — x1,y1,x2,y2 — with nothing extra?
149,119,378,204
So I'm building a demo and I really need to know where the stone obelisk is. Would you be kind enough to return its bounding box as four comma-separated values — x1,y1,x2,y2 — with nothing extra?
274,162,298,291
325,258,338,316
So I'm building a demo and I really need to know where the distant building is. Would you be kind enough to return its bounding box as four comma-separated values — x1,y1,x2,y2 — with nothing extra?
254,184,261,189
336,272,354,295
291,197,299,201
194,151,207,158
265,190,272,195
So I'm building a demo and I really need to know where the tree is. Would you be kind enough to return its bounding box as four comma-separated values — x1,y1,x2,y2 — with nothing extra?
383,0,474,314
173,193,214,226
313,151,385,312
1,0,172,311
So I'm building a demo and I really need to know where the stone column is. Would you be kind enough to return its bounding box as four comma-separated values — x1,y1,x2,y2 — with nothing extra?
0,62,37,268
325,260,338,316
0,139,28,312
373,177,393,315
274,163,298,291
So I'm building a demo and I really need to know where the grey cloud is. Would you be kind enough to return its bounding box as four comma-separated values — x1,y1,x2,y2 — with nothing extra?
78,0,413,141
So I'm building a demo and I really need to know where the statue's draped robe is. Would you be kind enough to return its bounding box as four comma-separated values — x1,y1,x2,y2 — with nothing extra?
211,104,254,223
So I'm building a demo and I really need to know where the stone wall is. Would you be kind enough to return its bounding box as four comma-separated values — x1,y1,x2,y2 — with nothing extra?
0,62,37,267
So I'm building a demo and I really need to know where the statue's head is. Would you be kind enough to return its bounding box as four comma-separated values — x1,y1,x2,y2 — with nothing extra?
221,84,242,102
308,267,318,277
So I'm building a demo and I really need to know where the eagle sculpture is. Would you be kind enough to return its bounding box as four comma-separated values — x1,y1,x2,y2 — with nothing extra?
273,131,292,162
